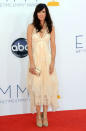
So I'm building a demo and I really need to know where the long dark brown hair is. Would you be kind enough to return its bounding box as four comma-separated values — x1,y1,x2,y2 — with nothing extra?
32,3,53,33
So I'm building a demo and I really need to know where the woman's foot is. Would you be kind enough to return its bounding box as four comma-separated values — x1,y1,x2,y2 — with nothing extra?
42,118,48,127
41,112,48,127
36,114,42,127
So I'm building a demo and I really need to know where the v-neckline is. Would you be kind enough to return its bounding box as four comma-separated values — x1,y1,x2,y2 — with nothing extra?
38,22,47,39
38,29,46,39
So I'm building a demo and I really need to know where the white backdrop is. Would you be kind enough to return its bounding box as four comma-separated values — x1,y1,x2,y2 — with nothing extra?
0,0,86,116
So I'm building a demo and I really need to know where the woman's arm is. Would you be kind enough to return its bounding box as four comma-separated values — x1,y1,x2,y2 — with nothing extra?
27,24,35,67
50,25,56,65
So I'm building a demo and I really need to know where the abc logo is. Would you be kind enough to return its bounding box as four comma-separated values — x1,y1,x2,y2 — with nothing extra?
11,38,28,58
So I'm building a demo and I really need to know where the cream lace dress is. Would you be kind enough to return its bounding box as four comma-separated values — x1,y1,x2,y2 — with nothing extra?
26,22,60,114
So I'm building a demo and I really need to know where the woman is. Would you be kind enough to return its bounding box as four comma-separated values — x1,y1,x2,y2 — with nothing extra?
26,3,60,127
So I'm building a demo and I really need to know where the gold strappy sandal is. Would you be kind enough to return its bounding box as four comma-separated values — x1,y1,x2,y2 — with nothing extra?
36,114,42,127
41,112,48,127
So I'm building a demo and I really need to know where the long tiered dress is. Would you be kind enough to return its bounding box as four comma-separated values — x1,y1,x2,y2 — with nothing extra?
26,22,60,114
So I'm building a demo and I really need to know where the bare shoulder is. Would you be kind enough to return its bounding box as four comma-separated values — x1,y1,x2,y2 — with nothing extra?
51,25,55,32
27,23,34,33
50,25,55,41
50,25,55,36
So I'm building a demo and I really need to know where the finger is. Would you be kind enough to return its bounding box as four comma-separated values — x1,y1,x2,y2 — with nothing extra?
30,70,35,74
32,71,36,75
33,70,37,75
49,70,51,74
49,70,52,74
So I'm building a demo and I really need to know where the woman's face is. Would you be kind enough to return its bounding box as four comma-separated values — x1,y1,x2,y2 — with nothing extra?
37,8,46,21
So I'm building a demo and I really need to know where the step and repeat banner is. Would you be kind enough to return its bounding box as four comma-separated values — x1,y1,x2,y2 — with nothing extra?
0,0,86,116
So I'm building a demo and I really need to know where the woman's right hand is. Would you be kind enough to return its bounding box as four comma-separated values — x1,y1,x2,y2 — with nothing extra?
29,64,37,75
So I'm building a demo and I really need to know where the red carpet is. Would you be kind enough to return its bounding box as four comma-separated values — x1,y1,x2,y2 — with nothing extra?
0,109,86,131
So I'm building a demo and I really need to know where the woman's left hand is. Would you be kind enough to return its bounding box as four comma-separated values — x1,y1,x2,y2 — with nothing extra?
49,63,54,74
